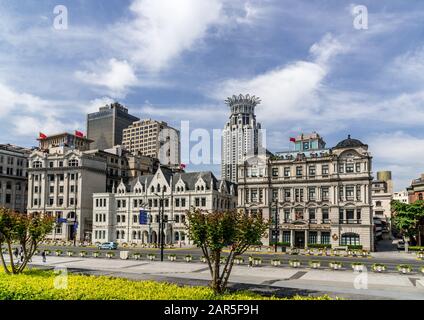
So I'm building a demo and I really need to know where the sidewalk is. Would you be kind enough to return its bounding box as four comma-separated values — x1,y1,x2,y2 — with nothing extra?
10,255,424,300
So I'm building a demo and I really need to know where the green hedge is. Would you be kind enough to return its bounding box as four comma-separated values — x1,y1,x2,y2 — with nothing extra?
307,244,331,249
0,269,332,300
347,245,363,250
409,246,424,251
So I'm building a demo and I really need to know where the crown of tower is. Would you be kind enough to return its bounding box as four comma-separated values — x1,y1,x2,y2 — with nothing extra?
225,94,261,107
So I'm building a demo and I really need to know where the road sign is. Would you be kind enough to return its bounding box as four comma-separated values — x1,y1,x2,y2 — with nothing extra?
139,210,149,225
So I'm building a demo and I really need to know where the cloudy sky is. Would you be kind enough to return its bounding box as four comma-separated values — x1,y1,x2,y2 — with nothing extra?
1,0,423,190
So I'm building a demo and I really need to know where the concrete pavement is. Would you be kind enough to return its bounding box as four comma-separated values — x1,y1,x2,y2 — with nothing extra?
11,254,424,300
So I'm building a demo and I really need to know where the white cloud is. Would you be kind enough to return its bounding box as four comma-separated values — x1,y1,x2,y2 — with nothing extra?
75,59,138,98
112,0,224,73
12,115,80,137
85,97,116,114
211,34,344,124
368,131,424,190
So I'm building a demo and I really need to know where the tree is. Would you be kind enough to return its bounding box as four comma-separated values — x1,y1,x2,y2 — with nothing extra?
391,200,424,247
0,208,54,274
186,209,268,294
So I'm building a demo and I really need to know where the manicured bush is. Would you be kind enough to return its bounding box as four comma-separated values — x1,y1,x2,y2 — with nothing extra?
0,269,333,300
307,244,331,249
409,246,424,251
347,245,363,250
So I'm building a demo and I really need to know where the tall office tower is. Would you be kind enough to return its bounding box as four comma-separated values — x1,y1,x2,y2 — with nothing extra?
122,119,181,167
221,94,262,183
0,144,32,213
87,102,139,150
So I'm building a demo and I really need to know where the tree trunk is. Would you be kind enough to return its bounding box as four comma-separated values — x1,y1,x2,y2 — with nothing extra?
6,241,16,274
211,250,221,294
0,242,10,275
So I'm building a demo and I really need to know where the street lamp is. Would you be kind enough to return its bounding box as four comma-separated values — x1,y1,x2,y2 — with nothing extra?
271,199,280,253
153,190,175,262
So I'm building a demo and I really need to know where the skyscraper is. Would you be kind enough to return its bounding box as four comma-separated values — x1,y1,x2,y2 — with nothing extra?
221,94,262,183
86,102,139,150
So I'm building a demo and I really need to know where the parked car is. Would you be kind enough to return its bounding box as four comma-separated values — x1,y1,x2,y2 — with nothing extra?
98,242,118,250
397,240,410,250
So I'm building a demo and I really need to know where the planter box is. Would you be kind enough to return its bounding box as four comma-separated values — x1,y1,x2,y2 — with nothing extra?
234,259,244,265
372,265,386,272
133,254,142,260
417,252,424,260
92,252,100,258
310,262,320,269
106,254,115,259
79,252,87,257
147,255,156,261
399,267,411,274
200,257,207,263
330,263,342,270
185,257,193,262
289,261,301,268
66,252,74,257
253,259,262,266
421,267,424,275
55,251,62,256
271,260,281,266
352,264,365,272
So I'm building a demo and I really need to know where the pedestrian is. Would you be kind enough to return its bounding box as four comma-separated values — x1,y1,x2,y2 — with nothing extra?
248,256,253,268
41,250,47,263
20,250,24,263
13,248,19,259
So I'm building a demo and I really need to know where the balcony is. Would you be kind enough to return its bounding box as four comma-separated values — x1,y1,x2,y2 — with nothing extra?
309,219,317,224
322,219,331,224
339,219,361,225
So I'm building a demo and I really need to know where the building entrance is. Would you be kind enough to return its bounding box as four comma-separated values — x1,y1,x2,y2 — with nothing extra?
294,231,305,248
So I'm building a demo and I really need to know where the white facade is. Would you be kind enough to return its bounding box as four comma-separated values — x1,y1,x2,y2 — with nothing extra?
222,94,262,183
393,190,409,204
92,166,237,245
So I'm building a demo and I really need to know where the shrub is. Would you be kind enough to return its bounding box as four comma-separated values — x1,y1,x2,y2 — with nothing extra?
307,244,331,249
348,245,363,250
397,264,412,273
409,246,424,251
371,263,386,272
0,269,334,300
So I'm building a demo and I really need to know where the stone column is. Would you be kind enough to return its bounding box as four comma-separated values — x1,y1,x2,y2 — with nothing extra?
304,230,308,249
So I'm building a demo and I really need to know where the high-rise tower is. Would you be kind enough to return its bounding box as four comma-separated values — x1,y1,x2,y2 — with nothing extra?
221,94,262,183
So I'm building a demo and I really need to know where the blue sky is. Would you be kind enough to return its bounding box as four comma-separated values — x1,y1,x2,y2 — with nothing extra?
1,0,424,190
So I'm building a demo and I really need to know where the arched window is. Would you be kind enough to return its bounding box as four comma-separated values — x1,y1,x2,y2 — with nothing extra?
157,184,160,192
121,230,125,239
132,231,137,240
175,232,179,241
151,186,154,193
116,231,120,239
341,233,360,246
163,186,167,193
375,201,382,207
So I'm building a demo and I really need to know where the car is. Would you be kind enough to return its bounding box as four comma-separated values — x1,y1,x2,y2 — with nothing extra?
397,240,410,250
98,242,118,250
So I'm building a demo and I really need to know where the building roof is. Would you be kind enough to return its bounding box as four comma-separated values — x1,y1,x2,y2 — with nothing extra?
333,135,367,149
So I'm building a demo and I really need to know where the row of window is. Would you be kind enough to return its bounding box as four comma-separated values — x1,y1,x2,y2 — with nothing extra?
32,173,79,181
32,159,79,168
0,166,26,177
33,197,77,206
0,156,26,166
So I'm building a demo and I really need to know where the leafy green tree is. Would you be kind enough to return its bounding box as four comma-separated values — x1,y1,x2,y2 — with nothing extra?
391,200,424,246
0,208,54,274
186,209,268,294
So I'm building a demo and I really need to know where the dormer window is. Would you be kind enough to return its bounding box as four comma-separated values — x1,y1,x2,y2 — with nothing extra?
33,161,43,168
69,159,79,167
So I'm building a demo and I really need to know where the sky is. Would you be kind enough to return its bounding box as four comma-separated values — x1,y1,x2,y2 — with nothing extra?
0,0,424,190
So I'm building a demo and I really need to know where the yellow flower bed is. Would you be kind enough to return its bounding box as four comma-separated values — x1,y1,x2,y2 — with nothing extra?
0,269,332,300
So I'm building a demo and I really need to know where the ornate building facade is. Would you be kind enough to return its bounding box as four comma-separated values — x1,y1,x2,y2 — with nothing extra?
237,133,375,251
92,166,237,245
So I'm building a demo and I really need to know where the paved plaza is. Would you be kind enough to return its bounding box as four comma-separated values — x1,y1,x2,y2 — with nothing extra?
12,254,424,300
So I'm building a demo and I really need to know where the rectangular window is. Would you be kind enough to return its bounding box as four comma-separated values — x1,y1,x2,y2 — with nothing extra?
308,187,316,201
296,166,303,177
357,209,361,221
339,209,344,220
308,231,317,244
321,232,330,244
284,209,290,222
355,163,361,172
284,189,291,201
309,166,316,176
283,231,291,244
295,208,303,220
308,208,316,221
321,187,329,201
322,208,329,222
272,168,279,177
346,209,355,221
272,189,278,202
295,188,303,202
175,198,180,207
181,198,186,207
346,163,354,173
195,198,200,207
284,167,290,177
356,185,361,201
346,186,354,201
201,198,206,207
338,164,344,173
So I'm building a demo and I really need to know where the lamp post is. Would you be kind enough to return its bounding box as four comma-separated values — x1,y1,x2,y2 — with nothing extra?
273,199,279,253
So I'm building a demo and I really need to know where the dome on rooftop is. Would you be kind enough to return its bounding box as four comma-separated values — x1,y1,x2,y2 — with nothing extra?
333,135,367,149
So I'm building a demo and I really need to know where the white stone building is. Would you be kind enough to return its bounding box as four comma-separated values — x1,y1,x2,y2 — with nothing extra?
237,133,375,251
371,171,393,238
393,190,409,204
92,166,237,245
221,94,263,183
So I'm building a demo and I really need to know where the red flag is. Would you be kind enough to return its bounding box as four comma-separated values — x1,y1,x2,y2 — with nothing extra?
75,130,84,138
289,137,296,143
180,163,186,169
39,132,47,139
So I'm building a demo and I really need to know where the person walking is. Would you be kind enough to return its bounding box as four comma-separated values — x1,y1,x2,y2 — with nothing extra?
41,250,47,263
13,247,19,260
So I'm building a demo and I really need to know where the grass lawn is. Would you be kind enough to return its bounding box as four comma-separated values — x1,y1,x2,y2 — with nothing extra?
0,269,332,300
